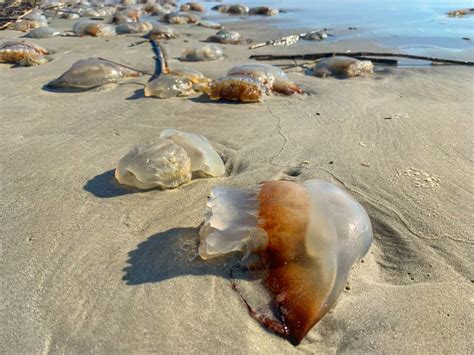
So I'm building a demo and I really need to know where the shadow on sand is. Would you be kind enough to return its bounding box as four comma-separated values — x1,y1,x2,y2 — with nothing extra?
83,169,144,198
122,227,238,285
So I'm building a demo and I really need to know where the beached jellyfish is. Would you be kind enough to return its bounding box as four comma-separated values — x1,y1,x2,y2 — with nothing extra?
312,56,374,78
11,19,47,32
115,8,141,21
180,44,223,62
144,74,194,98
227,4,249,15
168,66,210,92
227,64,303,95
180,2,205,12
212,4,231,13
24,26,62,38
208,63,303,102
209,75,265,103
115,140,192,190
447,8,474,17
116,21,153,34
199,179,373,345
164,12,200,24
0,41,49,66
197,20,222,30
145,25,179,40
249,7,279,16
60,12,80,20
73,20,116,37
47,58,142,90
159,129,225,177
206,30,243,44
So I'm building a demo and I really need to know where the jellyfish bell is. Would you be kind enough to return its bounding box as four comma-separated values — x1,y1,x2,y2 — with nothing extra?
199,179,373,345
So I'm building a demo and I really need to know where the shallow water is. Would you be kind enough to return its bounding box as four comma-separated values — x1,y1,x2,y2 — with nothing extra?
205,0,474,58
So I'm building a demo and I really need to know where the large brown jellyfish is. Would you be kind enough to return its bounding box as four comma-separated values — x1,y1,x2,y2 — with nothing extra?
199,179,373,345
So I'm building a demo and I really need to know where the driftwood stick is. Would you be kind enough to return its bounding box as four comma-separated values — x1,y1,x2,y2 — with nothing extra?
0,9,32,30
249,52,474,66
97,57,158,79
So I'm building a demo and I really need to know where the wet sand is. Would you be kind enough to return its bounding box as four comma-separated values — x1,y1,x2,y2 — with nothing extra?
1,17,473,354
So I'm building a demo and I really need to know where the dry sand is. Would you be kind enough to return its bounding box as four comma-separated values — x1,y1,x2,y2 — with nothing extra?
1,17,473,354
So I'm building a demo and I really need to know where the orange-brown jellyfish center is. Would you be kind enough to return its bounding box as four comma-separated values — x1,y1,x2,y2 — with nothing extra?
199,179,373,345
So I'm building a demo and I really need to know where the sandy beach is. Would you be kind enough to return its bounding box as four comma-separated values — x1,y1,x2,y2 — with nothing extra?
1,11,474,354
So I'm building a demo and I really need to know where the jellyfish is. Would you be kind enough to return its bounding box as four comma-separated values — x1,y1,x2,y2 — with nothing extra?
0,41,49,66
73,20,116,37
115,140,192,190
180,2,205,12
199,179,373,345
47,58,142,91
180,44,223,62
208,63,303,102
144,75,194,99
249,7,279,16
24,27,62,39
115,129,225,189
206,30,243,44
159,128,226,177
312,56,374,78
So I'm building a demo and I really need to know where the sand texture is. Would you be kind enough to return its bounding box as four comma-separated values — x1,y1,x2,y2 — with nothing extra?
1,18,473,354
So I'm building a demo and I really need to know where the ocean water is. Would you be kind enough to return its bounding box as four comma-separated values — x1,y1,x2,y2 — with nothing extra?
204,0,474,58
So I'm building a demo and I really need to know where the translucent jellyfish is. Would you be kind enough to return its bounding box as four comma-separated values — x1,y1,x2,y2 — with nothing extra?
180,2,205,12
115,140,192,190
212,4,231,13
168,66,210,92
206,30,243,44
73,20,116,37
144,75,194,99
12,19,47,32
47,58,142,90
0,41,49,66
249,7,279,16
159,128,225,177
447,8,474,17
197,20,222,30
227,4,249,15
164,12,200,24
116,21,153,34
24,27,62,39
227,64,303,95
312,56,374,78
199,179,373,345
180,44,223,62
208,75,265,103
145,25,179,40
208,63,303,102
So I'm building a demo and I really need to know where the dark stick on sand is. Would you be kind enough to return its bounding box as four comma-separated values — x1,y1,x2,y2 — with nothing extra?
249,52,474,66
149,39,168,77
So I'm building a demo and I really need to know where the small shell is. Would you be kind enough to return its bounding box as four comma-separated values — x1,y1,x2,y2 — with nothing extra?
115,140,192,190
206,30,242,44
144,74,194,99
313,56,374,78
199,179,373,344
47,58,142,90
208,75,264,103
180,44,223,62
159,128,225,177
0,41,49,66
